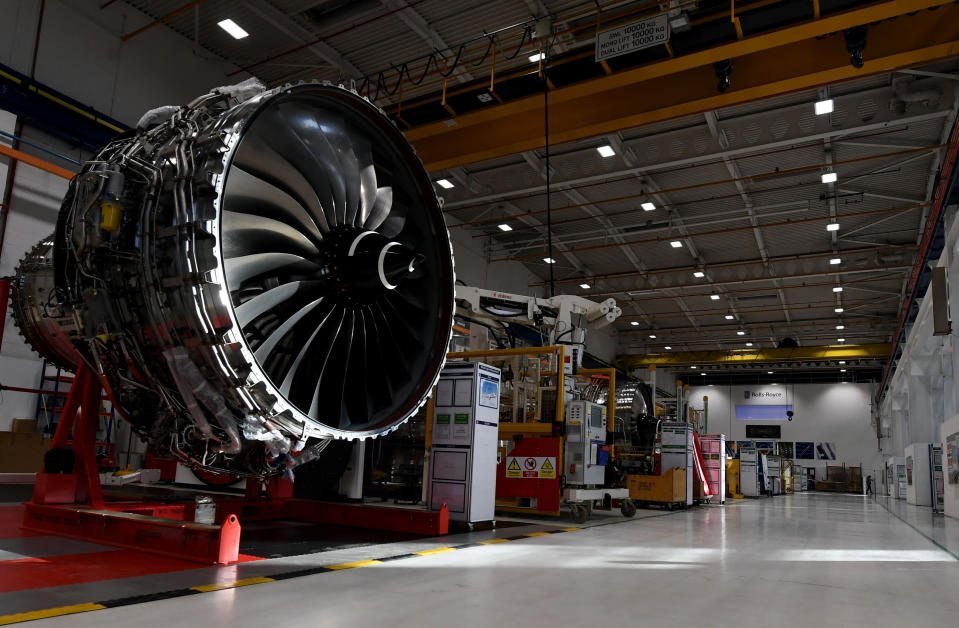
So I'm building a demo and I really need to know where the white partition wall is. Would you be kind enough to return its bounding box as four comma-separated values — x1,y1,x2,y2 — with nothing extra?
905,443,932,507
941,414,959,520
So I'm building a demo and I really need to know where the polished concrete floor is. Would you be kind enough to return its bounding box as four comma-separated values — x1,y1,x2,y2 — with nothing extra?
27,493,959,627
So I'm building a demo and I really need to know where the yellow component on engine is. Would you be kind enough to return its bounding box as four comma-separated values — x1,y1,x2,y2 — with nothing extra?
100,201,123,232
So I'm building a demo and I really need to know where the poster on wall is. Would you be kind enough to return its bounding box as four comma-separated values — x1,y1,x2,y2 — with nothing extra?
795,442,815,460
816,442,837,460
778,442,794,459
906,456,914,485
734,385,794,421
755,441,775,454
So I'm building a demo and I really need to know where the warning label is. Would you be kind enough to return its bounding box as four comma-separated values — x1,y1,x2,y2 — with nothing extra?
505,456,556,479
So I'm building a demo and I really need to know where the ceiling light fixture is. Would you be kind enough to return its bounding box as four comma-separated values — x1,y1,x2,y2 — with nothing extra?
835,307,844,313
822,172,838,184
579,283,591,289
649,334,657,339
841,368,847,372
543,257,556,264
725,314,734,320
694,271,705,278
664,346,672,350
596,145,616,158
670,240,683,248
218,18,250,39
833,286,843,292
690,366,698,369
768,371,774,374
641,202,656,211
529,52,545,63
436,178,454,189
737,330,745,335
826,222,840,232
497,223,512,232
815,98,834,115
830,258,841,265
710,294,720,300
837,338,845,342
746,342,753,347
839,361,846,365
630,321,639,326
836,324,845,330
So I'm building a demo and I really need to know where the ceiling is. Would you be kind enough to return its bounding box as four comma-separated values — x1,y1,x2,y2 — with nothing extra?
108,1,959,376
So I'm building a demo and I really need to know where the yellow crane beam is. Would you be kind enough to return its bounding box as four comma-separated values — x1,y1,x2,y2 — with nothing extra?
407,1,959,172
617,343,891,370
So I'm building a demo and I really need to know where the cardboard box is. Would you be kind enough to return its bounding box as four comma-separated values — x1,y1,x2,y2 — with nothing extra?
0,432,52,472
627,468,686,503
11,418,38,434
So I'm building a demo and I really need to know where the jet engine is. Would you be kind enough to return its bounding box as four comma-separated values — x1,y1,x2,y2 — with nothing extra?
10,81,455,478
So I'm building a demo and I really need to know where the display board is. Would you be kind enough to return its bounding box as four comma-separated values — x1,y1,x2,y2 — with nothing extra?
816,442,837,460
795,442,815,460
746,425,782,439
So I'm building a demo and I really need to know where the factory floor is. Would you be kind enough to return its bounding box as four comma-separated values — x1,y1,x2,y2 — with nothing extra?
5,492,958,627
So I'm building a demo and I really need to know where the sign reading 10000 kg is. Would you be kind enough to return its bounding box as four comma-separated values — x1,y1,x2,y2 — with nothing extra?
595,14,670,62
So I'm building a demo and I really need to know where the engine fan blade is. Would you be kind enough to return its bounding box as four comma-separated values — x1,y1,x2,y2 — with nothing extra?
235,281,302,328
254,296,324,364
221,211,319,260
364,186,392,231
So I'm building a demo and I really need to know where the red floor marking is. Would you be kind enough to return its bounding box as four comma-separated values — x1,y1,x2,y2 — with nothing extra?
0,550,263,592
0,505,41,539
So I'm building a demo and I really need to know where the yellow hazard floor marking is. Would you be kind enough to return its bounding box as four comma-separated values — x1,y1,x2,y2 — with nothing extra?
191,576,275,592
327,559,383,570
414,547,457,556
478,538,510,544
523,531,552,537
0,603,106,625
561,527,582,532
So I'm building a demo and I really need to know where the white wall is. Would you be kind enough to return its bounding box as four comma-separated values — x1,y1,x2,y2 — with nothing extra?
0,1,241,430
904,442,932,507
940,414,959,520
687,382,881,482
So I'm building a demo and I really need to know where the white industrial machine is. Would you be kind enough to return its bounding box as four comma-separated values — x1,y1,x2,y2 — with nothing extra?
564,401,609,486
661,422,695,506
887,456,907,499
455,286,621,372
428,362,501,524
740,446,760,497
931,444,945,513
766,455,783,495
905,443,932,506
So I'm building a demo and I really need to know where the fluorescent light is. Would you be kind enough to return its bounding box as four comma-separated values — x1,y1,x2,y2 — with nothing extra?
630,321,639,326
497,223,512,232
641,202,656,211
745,342,753,347
670,240,683,248
837,338,845,342
815,99,834,115
579,283,591,289
596,145,616,158
702,372,707,375
218,18,249,39
839,361,846,364
710,294,720,300
725,314,734,320
737,330,745,335
436,178,454,189
690,366,697,369
768,371,774,374
822,172,838,184
830,258,841,265
840,368,847,372
835,307,844,313
826,222,840,232
664,346,672,350
529,52,545,63
833,286,843,292
693,271,705,278
836,325,845,330
543,257,556,264
649,334,657,339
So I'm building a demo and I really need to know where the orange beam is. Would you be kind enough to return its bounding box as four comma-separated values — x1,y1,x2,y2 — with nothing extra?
407,1,959,172
0,143,75,180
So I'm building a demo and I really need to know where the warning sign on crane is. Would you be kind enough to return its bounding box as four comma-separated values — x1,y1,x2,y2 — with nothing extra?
505,456,556,479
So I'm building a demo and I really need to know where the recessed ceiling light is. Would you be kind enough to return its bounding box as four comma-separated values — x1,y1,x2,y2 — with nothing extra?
768,371,774,374
218,18,249,39
641,202,656,211
830,258,842,265
815,98,834,115
649,334,657,339
833,286,843,292
822,172,838,184
436,178,454,189
543,257,556,264
690,365,697,369
597,145,616,158
839,361,846,364
497,223,512,232
737,330,745,335
746,342,753,347
837,338,845,342
826,222,840,232
836,324,845,330
580,283,591,289
840,368,847,372
835,307,844,313
630,321,639,326
701,372,706,375
529,52,545,63
710,294,720,300
670,240,683,248
725,314,734,320
693,271,705,278
665,346,672,350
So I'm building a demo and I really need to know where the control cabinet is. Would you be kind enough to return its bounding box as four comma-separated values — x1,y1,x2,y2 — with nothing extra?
564,400,608,486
